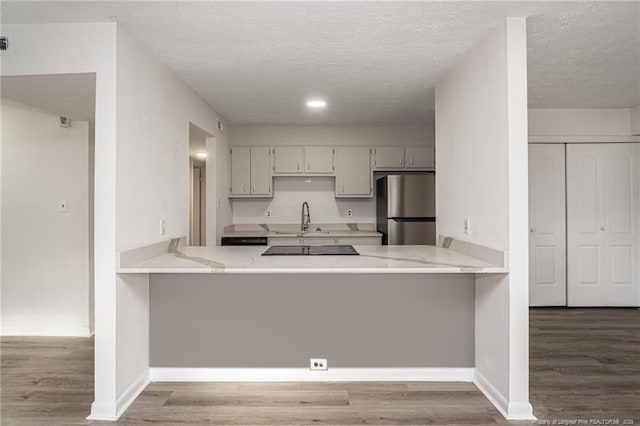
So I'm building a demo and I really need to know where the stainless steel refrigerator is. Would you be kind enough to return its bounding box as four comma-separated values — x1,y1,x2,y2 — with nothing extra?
376,174,436,245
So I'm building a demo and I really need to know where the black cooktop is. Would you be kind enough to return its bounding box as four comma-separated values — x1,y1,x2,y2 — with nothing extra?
262,245,359,256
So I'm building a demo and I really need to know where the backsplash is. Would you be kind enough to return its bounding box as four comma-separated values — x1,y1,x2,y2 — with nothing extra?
231,177,375,224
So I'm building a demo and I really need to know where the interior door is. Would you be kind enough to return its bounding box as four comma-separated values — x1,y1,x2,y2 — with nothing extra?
528,144,566,306
567,143,639,306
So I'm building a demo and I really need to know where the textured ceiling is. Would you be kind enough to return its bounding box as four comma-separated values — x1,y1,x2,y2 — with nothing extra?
1,73,96,120
1,2,638,125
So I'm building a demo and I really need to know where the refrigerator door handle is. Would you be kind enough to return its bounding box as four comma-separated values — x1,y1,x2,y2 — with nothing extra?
389,217,436,222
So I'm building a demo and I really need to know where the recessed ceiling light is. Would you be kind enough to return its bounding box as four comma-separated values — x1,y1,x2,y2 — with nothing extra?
306,99,327,109
196,152,207,159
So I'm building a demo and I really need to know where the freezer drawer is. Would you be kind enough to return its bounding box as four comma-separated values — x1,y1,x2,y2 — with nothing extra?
387,219,436,245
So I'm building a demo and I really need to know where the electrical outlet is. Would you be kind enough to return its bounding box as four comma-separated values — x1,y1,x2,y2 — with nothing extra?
464,217,471,235
310,358,328,371
267,211,274,217
160,219,167,236
347,209,353,217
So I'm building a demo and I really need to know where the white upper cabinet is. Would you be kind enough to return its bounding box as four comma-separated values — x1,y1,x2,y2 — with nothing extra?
229,146,272,197
230,146,251,195
273,145,334,175
373,146,405,169
273,146,303,174
304,146,334,174
250,146,272,196
373,145,434,170
405,146,435,169
335,146,372,197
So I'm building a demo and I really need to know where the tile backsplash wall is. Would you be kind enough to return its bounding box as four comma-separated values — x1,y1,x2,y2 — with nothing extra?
231,177,375,224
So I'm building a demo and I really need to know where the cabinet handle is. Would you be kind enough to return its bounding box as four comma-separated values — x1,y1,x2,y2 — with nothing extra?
297,163,300,171
307,163,310,171
410,158,414,165
252,184,256,192
601,226,606,231
399,157,403,165
243,184,248,192
342,185,345,193
530,228,535,233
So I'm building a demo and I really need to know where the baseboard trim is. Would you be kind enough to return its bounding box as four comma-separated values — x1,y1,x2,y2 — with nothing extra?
1,326,93,337
149,367,475,382
87,369,149,421
473,369,535,420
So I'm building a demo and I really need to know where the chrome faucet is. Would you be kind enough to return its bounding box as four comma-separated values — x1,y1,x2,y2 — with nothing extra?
301,201,311,232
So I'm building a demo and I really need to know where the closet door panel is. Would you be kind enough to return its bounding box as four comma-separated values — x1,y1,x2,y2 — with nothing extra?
529,144,566,306
603,144,639,306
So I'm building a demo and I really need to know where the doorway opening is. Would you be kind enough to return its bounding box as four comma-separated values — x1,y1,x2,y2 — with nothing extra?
1,73,96,336
189,123,213,246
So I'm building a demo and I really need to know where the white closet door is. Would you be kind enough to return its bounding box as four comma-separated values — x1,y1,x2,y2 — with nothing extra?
602,144,640,305
567,143,639,306
529,144,567,306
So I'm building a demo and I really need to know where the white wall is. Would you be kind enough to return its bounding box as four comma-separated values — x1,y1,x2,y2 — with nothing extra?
114,26,228,396
435,18,532,419
230,124,434,147
632,106,640,136
1,22,233,420
232,177,374,224
1,22,120,418
228,125,434,224
528,108,634,136
1,99,91,336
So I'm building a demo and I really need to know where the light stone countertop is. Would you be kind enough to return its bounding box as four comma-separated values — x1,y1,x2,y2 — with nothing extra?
117,244,508,274
222,223,382,238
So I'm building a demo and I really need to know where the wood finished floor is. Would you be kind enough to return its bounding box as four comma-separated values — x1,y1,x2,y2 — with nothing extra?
1,308,639,425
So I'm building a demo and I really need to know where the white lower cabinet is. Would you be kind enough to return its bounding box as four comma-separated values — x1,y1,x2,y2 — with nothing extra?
268,236,382,246
529,143,640,307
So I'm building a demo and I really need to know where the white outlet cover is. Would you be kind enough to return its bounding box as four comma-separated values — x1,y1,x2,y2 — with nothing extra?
310,358,328,371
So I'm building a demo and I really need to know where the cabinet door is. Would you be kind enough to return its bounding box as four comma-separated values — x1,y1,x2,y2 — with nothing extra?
250,147,272,195
302,238,337,246
230,146,251,195
268,237,303,246
567,143,640,307
304,146,334,174
405,146,434,169
336,237,382,246
335,147,372,197
373,146,405,170
273,146,303,174
529,144,566,306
